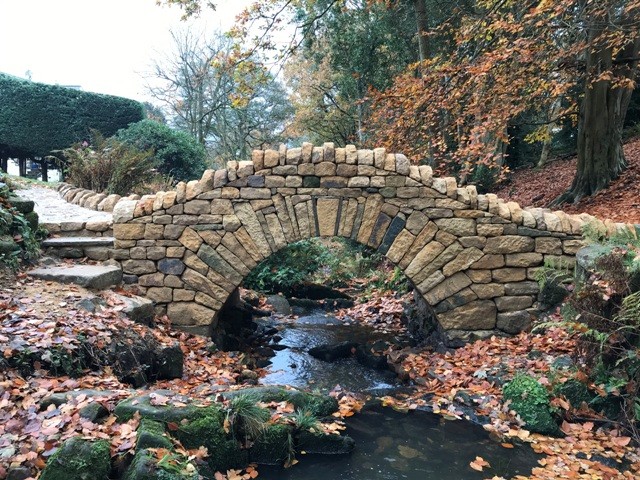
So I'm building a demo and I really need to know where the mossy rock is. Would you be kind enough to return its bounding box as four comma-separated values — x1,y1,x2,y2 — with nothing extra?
114,391,220,423
591,394,624,419
7,195,34,214
503,374,562,436
124,449,199,480
24,210,38,231
0,238,20,255
298,430,355,455
136,419,173,450
79,402,109,422
222,387,338,417
249,424,293,465
553,379,594,408
173,409,248,472
40,437,110,480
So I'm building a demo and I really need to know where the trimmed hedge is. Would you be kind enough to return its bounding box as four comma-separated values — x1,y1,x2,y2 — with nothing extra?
0,73,143,159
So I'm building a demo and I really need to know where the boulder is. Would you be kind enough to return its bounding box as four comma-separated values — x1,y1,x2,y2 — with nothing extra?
40,437,111,480
309,341,358,362
266,294,291,315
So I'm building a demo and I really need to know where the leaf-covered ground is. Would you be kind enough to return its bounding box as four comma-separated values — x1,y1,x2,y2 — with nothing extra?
3,264,640,479
493,138,640,224
337,290,640,479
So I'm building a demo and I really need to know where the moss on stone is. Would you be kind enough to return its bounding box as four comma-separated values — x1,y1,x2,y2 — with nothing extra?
114,392,220,423
249,424,293,465
124,449,199,480
136,419,173,450
503,374,561,436
40,437,111,480
173,408,248,472
222,387,338,418
553,379,594,408
297,430,356,455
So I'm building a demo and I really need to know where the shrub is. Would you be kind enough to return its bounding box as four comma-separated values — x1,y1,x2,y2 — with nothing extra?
503,373,561,436
244,239,331,294
54,132,158,196
0,176,44,269
116,120,207,182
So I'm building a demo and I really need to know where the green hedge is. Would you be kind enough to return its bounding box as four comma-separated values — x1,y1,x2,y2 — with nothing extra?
0,73,143,159
116,120,207,181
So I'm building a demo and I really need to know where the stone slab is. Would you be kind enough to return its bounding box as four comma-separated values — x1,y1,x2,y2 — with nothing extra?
28,265,123,290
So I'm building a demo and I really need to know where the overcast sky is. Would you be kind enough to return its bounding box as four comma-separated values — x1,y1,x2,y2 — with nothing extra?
0,0,250,101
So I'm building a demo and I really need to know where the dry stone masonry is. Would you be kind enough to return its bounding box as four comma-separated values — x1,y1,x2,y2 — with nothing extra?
101,143,622,343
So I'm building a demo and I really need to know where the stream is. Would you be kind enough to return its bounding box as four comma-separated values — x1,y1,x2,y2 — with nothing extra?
256,306,541,479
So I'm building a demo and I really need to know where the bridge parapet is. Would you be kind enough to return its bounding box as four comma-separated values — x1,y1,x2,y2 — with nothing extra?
108,142,626,345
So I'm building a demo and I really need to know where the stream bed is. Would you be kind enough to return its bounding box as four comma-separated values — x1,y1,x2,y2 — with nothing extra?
256,307,541,479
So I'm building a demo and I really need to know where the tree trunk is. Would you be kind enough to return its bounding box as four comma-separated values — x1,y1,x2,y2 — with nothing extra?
412,0,429,61
555,9,640,204
18,158,26,177
538,97,563,167
0,158,7,173
41,160,48,182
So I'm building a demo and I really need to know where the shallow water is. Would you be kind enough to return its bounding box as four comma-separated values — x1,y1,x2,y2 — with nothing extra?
259,308,401,393
260,406,540,480
258,307,540,479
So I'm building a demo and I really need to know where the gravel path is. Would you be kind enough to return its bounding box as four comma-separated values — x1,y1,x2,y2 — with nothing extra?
15,187,113,225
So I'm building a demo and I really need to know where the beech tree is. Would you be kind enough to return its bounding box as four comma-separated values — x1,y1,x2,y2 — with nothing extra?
369,0,640,202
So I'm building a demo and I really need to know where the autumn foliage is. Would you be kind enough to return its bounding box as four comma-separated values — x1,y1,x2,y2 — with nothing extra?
369,0,640,183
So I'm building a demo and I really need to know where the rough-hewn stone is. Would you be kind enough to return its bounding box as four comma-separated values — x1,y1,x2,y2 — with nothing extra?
107,144,592,342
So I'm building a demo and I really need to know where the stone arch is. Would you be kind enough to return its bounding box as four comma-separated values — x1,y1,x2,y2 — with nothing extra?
112,143,592,343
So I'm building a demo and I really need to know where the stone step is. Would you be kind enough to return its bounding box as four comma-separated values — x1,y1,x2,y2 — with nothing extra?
42,237,114,248
42,236,114,260
28,265,123,290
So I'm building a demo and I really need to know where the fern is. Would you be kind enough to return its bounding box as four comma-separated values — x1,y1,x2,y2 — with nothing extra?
615,291,640,326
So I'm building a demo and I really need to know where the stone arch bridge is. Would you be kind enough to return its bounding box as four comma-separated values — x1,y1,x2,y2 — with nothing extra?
109,143,602,344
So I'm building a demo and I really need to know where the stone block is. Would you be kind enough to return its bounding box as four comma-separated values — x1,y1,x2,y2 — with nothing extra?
357,149,374,165
470,283,504,299
504,281,539,296
241,188,271,200
424,272,472,305
122,260,156,276
497,310,533,334
563,239,587,255
434,218,476,236
442,247,484,277
494,295,534,312
167,302,216,327
147,287,173,303
164,224,186,240
158,258,186,275
114,223,145,240
505,252,544,267
395,154,410,175
437,300,497,330
484,235,535,254
535,237,562,254
144,224,165,239
184,200,211,215
467,269,492,283
348,176,370,187
139,273,165,287
316,162,337,176
492,268,527,283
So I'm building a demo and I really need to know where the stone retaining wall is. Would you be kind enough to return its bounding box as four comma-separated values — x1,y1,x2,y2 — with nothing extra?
86,143,629,342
